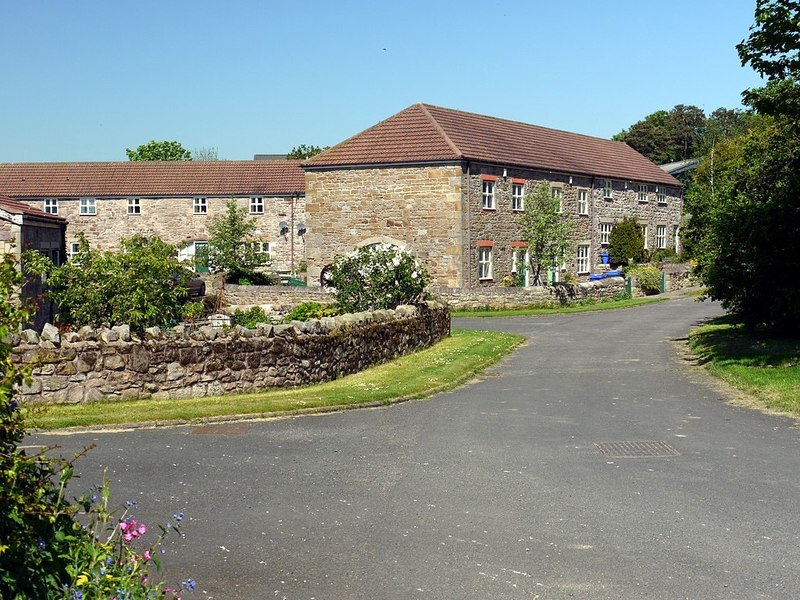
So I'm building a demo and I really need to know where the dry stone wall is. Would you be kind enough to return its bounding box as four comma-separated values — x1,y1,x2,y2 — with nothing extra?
12,302,450,404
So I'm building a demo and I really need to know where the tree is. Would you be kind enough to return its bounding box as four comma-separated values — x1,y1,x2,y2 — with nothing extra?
287,144,329,160
31,234,193,331
613,105,706,163
204,199,269,283
518,182,574,285
192,146,219,161
608,216,646,266
126,140,192,161
737,0,800,118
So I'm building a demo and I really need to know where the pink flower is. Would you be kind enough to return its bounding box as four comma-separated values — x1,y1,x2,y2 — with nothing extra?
137,523,147,536
144,550,152,562
124,533,133,543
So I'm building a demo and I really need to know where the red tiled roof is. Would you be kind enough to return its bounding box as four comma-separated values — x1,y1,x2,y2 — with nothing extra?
0,195,66,221
304,103,680,187
0,161,305,198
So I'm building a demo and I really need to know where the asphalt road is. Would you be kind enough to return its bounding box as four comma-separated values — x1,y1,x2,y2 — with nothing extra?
30,297,800,599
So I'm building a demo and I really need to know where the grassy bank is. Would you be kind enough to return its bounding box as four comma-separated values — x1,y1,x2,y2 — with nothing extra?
451,295,666,318
689,316,800,417
30,329,523,430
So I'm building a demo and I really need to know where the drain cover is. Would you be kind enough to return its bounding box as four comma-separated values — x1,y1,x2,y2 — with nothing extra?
190,424,251,435
595,441,680,458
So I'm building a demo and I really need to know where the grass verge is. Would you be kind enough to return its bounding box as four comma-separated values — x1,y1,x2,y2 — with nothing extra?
30,329,524,430
688,316,800,417
451,295,666,318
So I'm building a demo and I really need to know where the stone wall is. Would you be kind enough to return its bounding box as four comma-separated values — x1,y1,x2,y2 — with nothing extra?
431,277,626,310
11,302,450,404
219,284,333,313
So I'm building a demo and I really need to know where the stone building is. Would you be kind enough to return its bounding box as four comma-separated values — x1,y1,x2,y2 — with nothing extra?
302,103,683,287
0,161,306,274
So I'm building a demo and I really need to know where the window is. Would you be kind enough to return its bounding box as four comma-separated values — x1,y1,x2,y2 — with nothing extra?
481,180,495,210
551,186,563,213
512,183,524,211
642,225,649,250
603,179,613,199
193,197,208,215
127,198,141,215
50,248,61,267
577,245,590,274
478,246,493,280
600,222,613,245
511,248,519,273
43,198,58,214
69,242,81,258
79,197,96,215
657,187,666,204
638,184,648,203
178,240,210,272
255,241,271,262
577,189,588,215
673,226,680,253
656,225,667,249
250,197,264,214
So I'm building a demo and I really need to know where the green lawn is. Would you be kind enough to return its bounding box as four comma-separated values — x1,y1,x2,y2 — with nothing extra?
29,329,524,430
451,295,666,318
688,317,800,416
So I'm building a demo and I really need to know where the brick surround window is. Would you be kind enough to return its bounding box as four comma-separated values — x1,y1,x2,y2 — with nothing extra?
577,245,590,274
43,198,58,215
481,179,495,210
512,182,524,211
193,197,208,215
127,198,141,215
600,222,613,245
250,197,264,214
79,197,96,215
577,189,588,215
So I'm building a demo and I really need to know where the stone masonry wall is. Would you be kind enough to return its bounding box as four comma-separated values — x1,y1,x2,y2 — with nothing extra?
11,302,450,404
21,196,307,274
304,165,464,287
431,277,626,310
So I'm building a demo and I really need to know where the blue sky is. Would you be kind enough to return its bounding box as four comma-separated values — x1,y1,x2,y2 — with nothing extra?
1,0,764,162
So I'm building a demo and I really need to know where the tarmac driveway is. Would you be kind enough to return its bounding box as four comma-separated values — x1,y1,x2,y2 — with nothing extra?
31,297,800,599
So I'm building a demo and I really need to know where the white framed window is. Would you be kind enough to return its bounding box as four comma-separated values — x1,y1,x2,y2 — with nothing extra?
193,197,208,215
79,197,96,215
600,222,613,245
551,186,563,213
511,248,519,273
657,187,667,204
69,242,81,258
43,198,58,215
577,245,590,274
642,225,649,250
250,197,264,214
577,189,588,215
127,198,141,215
481,180,495,210
656,225,667,249
512,183,524,211
478,246,493,280
638,184,648,203
603,179,613,199
255,241,271,262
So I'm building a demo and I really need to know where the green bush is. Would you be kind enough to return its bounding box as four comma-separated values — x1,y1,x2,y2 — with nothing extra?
651,248,679,264
608,217,646,266
329,244,430,313
231,305,273,328
284,302,340,322
627,265,662,295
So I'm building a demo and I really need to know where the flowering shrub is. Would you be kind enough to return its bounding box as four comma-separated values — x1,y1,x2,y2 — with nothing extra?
329,244,430,313
283,302,340,322
0,253,192,599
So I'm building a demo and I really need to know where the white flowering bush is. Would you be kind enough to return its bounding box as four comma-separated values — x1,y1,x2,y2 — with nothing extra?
329,244,430,313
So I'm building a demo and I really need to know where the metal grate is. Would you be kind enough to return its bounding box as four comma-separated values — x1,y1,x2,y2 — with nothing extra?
190,424,251,436
595,441,680,458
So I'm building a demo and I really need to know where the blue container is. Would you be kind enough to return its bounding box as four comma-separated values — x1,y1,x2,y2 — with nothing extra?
588,273,606,280
600,252,610,265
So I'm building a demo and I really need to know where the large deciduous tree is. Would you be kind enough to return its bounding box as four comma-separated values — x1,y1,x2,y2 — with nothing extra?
518,182,574,286
204,199,268,283
613,105,706,163
286,144,329,160
126,140,192,161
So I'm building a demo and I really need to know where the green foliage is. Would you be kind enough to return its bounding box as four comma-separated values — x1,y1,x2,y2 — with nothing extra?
283,302,340,322
651,248,680,264
329,244,430,313
686,116,800,332
231,306,273,328
287,144,329,160
517,181,574,285
203,199,269,282
0,254,189,598
125,139,192,161
627,265,662,295
181,300,206,322
32,234,192,331
613,105,707,163
608,216,646,266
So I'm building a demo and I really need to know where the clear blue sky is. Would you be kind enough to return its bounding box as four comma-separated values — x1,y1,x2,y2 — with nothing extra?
0,0,764,162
